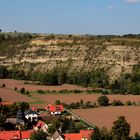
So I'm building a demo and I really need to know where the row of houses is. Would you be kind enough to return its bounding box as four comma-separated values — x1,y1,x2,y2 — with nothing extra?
0,129,93,140
51,130,94,140
0,103,94,140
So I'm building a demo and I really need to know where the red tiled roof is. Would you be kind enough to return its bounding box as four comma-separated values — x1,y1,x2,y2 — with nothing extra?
80,130,94,138
0,130,32,140
36,120,45,128
64,133,81,140
22,130,33,139
64,130,94,140
0,131,20,140
31,107,37,111
45,104,64,112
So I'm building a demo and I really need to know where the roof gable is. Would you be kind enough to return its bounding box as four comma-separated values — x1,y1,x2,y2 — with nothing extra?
36,120,46,128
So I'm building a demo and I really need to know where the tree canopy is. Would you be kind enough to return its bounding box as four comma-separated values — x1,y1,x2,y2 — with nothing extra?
111,116,130,140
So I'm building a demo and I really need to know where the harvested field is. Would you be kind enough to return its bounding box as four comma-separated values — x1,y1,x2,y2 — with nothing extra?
0,79,88,92
0,87,34,102
72,106,140,135
33,94,140,104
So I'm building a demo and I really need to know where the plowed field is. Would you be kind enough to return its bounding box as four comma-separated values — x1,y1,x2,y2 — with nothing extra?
72,106,140,135
0,79,88,92
0,87,34,102
33,94,140,104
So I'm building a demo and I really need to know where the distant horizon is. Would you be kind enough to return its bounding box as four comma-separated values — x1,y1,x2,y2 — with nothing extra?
0,0,140,35
1,30,140,36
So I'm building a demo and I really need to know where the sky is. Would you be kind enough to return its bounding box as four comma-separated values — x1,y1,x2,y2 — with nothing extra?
0,0,140,35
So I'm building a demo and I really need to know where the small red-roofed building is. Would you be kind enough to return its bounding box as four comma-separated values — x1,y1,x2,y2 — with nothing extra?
64,130,94,140
34,120,48,132
45,104,64,115
0,130,32,140
31,107,37,111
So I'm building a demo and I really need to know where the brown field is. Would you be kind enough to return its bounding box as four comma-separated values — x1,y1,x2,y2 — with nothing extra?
0,79,88,92
0,87,34,102
33,93,140,104
72,106,140,135
1,79,140,135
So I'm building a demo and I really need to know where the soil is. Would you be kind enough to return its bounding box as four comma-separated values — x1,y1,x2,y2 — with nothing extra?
72,106,140,136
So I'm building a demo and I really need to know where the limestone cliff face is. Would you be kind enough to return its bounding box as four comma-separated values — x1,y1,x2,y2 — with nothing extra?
0,35,140,80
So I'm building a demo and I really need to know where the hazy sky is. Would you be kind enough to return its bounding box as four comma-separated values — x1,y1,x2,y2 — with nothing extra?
0,0,140,35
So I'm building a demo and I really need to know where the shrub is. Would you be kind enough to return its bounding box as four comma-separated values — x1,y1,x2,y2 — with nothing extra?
37,90,45,94
73,89,82,93
26,90,29,96
69,103,78,109
97,95,109,106
14,87,17,91
134,132,140,138
125,100,132,106
59,90,69,93
20,87,25,94
2,83,5,88
55,100,61,105
111,100,124,106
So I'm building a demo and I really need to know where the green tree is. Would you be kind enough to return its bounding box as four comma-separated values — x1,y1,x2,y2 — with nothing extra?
48,119,60,134
20,87,25,94
55,100,61,105
1,83,6,88
9,103,19,116
111,116,130,140
40,70,58,85
61,118,71,133
20,102,30,111
0,66,9,78
97,96,109,106
58,69,68,84
30,130,47,140
67,120,77,133
0,114,6,128
91,127,112,140
90,69,109,88
91,127,101,140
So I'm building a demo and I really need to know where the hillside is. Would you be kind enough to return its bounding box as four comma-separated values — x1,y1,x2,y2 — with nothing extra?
0,33,140,81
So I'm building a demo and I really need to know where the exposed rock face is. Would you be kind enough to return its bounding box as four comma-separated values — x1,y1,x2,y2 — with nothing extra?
0,35,140,80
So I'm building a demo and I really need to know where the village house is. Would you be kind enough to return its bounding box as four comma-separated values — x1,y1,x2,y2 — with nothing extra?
16,109,25,125
45,104,64,115
24,109,38,122
51,131,64,140
34,120,48,132
0,130,32,140
51,130,94,140
64,130,94,140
